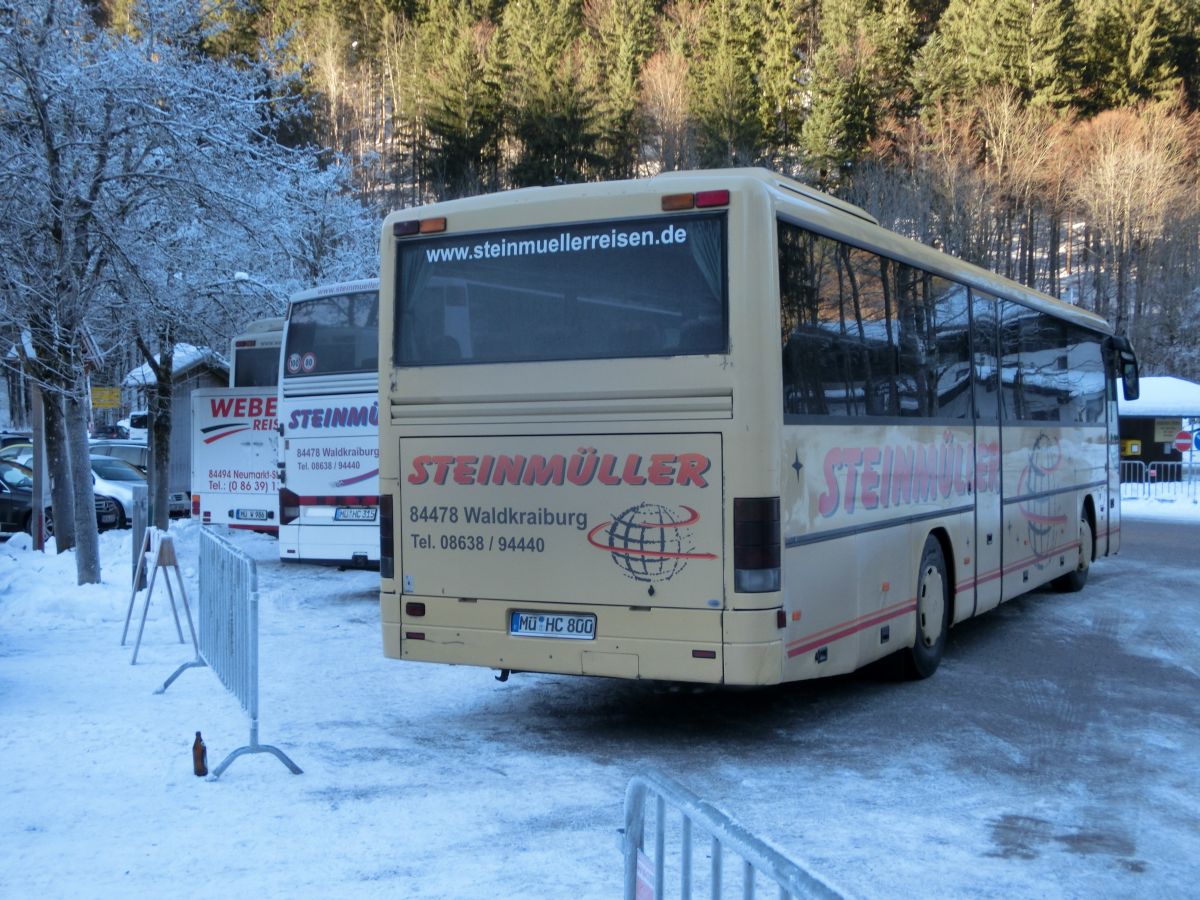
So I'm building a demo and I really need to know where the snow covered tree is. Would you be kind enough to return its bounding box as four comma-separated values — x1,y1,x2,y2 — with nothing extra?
0,0,376,580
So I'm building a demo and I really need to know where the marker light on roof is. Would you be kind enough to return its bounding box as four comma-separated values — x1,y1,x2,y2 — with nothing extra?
695,189,730,208
394,217,447,237
662,190,729,211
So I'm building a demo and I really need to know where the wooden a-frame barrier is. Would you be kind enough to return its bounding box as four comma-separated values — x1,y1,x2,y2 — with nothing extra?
120,527,198,666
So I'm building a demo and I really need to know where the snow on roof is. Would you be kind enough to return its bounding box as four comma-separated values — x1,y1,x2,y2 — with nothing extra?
122,343,228,387
1118,376,1200,418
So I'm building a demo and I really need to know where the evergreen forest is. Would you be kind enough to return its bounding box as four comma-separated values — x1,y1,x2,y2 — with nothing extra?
99,0,1200,377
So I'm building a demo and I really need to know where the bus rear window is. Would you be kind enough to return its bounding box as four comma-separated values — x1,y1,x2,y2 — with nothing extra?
394,213,727,366
284,290,379,377
233,347,280,387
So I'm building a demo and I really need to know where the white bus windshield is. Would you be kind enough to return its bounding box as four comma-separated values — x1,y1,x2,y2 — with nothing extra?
284,289,378,378
394,212,728,366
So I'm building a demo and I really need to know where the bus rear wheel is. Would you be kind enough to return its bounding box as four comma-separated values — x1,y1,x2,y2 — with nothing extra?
1053,512,1092,593
903,536,949,679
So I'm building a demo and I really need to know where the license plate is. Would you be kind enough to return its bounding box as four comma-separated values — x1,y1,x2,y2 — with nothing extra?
335,506,377,522
234,508,270,521
510,611,596,640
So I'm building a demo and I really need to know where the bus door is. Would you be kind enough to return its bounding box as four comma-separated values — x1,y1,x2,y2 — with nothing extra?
971,291,1003,615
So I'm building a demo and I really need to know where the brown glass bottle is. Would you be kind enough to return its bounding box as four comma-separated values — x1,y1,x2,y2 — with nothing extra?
192,731,208,777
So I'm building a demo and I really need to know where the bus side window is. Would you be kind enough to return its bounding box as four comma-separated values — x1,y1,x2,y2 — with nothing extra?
679,317,718,352
432,335,462,361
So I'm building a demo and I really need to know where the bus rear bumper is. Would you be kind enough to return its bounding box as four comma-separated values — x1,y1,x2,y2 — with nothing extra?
381,593,782,685
280,522,379,565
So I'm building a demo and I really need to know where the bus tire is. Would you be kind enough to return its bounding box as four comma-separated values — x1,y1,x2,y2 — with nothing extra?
904,535,949,679
1052,512,1092,593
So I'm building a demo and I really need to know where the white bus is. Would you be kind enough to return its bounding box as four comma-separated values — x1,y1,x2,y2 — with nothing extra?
189,317,283,529
376,169,1139,685
230,317,285,388
190,388,279,530
277,279,380,567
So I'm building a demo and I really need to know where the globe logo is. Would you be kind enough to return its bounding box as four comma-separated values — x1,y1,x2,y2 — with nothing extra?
1017,433,1066,559
586,503,716,583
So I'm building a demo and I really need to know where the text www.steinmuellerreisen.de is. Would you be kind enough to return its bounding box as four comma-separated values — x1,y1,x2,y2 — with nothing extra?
424,223,691,263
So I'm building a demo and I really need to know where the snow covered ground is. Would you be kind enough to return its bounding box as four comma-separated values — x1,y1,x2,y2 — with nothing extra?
1,491,1197,899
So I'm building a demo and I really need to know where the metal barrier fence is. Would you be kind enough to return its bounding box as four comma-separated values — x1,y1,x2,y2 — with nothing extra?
623,772,844,900
159,527,300,778
1120,459,1199,501
1119,461,1146,492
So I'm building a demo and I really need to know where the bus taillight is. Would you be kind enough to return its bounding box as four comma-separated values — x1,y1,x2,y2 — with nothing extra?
393,217,447,237
380,494,394,580
733,497,780,593
696,189,730,207
280,488,300,525
661,189,730,211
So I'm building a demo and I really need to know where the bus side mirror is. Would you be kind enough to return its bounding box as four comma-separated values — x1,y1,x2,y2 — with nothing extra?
1109,335,1139,401
1120,355,1139,401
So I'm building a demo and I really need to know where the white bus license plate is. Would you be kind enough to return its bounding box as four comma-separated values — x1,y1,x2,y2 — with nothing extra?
510,611,596,640
234,508,270,521
335,507,377,522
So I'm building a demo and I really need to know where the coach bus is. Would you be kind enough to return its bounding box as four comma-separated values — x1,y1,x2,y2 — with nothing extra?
189,317,283,530
278,279,380,566
376,168,1139,685
230,317,285,388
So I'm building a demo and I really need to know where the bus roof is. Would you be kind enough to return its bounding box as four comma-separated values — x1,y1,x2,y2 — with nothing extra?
384,168,1113,337
237,317,285,334
288,278,380,306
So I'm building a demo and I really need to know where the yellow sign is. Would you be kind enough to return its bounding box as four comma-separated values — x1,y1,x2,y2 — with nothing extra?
1120,439,1142,457
1154,419,1182,442
91,386,121,409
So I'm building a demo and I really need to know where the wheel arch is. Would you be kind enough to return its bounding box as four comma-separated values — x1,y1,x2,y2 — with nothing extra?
1082,493,1098,561
925,526,957,628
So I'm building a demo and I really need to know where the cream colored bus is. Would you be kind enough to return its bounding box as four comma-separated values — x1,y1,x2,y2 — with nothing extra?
377,168,1139,686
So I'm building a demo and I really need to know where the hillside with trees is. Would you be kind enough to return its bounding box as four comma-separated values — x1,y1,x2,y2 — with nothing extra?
156,0,1195,376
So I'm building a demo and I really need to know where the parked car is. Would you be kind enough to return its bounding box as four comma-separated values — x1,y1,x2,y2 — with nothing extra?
88,439,148,470
0,460,35,535
118,411,148,442
2,445,185,518
90,423,128,439
89,455,147,528
1,431,31,449
0,441,32,463
88,440,189,517
0,459,120,536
